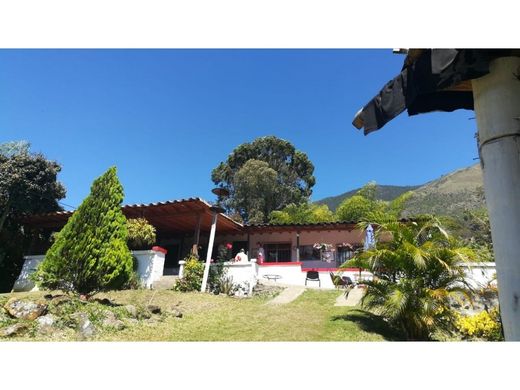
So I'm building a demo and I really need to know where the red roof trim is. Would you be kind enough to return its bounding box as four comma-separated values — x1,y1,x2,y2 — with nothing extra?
152,246,168,254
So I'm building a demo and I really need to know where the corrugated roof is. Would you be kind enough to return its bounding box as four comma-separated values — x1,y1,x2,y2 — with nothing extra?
23,197,243,233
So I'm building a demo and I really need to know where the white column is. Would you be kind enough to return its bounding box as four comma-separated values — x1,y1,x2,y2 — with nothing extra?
178,260,186,279
472,56,520,340
201,212,218,292
249,258,258,295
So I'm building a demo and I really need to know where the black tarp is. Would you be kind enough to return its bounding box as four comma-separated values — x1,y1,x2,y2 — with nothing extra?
355,49,520,134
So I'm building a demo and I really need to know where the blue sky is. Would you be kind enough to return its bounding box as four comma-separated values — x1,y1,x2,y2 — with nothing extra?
0,49,479,210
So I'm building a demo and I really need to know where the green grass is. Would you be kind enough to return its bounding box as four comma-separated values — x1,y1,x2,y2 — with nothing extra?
1,289,400,341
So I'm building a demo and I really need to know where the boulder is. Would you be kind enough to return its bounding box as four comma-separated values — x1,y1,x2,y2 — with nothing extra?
102,310,125,330
36,314,57,335
4,298,47,320
72,312,95,340
124,305,138,318
125,318,139,326
1,323,29,337
147,305,161,314
168,307,183,318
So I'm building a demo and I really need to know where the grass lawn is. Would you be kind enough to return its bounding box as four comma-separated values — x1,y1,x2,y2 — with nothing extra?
1,288,401,341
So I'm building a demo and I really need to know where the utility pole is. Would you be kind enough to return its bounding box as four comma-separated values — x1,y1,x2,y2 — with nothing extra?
472,56,520,340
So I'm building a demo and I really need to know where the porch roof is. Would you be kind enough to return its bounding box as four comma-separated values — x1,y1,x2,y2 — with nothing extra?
23,197,244,234
244,221,359,233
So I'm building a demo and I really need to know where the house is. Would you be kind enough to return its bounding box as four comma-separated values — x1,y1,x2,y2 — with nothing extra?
15,197,372,291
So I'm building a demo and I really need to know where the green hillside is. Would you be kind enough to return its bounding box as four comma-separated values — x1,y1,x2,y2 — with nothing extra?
315,163,485,218
316,184,420,212
401,164,485,218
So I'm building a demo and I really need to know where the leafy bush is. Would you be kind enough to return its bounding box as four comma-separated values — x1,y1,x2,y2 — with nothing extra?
350,216,475,340
127,218,156,249
173,255,204,292
124,256,143,290
208,244,231,293
217,275,238,296
32,167,133,295
456,309,504,341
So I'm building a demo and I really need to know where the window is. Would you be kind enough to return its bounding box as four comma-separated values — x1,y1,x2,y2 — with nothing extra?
264,243,292,262
300,245,320,261
336,244,361,264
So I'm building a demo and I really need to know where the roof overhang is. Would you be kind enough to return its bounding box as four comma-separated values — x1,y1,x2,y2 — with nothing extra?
23,198,244,235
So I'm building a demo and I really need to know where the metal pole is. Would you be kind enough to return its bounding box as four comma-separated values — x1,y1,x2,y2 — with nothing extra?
472,56,520,340
296,232,300,262
201,212,218,292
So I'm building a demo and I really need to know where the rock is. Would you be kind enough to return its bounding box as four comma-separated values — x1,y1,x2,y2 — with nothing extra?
124,305,137,318
36,314,57,335
147,305,161,314
1,323,29,337
2,322,30,337
4,298,47,320
168,307,183,318
125,318,139,326
72,312,95,340
102,310,125,330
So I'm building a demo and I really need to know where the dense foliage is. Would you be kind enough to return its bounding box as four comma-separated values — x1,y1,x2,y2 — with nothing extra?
269,202,335,224
349,216,475,340
211,136,315,223
456,308,503,341
0,141,66,292
173,254,204,292
335,182,412,222
127,218,157,249
33,167,133,295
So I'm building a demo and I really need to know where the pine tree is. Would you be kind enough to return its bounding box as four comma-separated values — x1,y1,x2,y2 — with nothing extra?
33,167,133,295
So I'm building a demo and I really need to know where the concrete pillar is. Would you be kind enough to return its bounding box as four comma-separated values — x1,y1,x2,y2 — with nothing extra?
178,260,186,279
472,56,520,340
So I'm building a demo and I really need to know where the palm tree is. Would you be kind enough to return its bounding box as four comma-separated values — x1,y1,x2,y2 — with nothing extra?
349,214,475,340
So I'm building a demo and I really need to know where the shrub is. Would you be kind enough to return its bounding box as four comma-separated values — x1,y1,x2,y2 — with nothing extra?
124,256,143,290
127,218,156,249
217,275,238,296
456,309,504,341
208,244,231,293
173,254,204,292
32,167,133,295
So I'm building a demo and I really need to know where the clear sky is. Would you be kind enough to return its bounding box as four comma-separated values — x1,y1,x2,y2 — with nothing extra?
0,49,479,210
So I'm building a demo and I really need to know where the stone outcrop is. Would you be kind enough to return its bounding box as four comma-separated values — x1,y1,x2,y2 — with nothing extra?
4,298,47,320
102,310,125,330
1,323,29,337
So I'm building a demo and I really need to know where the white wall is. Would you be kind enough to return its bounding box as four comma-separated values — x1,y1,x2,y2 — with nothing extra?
14,249,166,292
133,249,166,289
460,262,497,289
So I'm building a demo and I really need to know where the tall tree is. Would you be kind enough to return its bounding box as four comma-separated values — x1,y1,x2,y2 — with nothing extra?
233,160,278,223
0,141,66,292
33,167,133,295
211,136,315,223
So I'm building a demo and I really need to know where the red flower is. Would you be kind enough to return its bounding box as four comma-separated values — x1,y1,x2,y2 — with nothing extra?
226,243,233,250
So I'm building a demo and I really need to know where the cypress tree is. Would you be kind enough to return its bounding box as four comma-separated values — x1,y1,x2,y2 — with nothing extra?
34,167,133,295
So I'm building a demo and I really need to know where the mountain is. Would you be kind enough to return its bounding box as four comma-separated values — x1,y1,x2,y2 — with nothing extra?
401,164,485,218
315,163,485,217
316,184,421,212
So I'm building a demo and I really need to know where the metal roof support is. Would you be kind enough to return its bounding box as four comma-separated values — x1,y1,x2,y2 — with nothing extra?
472,56,520,340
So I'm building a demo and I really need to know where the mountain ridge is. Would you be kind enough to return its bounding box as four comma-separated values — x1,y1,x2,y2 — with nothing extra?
315,163,485,217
